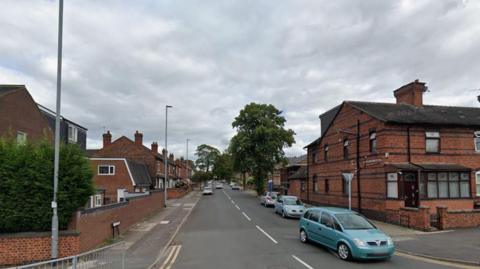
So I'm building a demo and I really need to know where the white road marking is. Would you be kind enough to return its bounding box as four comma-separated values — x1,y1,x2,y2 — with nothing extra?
255,225,278,244
235,205,240,210
160,221,170,224
231,200,235,204
292,255,314,269
241,212,251,221
165,245,182,269
159,246,178,269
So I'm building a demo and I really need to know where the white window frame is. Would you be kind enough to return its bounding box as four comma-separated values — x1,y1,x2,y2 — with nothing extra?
476,171,480,197
68,124,78,143
387,173,398,198
98,165,115,175
16,131,27,145
95,194,103,207
425,131,440,153
474,131,480,152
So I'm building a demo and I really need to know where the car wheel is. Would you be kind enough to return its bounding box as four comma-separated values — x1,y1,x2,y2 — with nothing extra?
337,243,352,261
299,229,308,243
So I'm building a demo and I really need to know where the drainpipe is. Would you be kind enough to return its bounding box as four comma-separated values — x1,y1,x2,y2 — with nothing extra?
356,120,362,213
306,147,310,203
407,127,411,163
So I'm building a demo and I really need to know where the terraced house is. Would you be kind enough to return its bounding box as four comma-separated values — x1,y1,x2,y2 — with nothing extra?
305,80,480,227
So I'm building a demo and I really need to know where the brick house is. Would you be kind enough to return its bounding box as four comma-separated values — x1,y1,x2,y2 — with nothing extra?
274,155,307,194
0,85,53,142
90,131,182,190
305,80,480,222
89,158,152,205
287,165,308,200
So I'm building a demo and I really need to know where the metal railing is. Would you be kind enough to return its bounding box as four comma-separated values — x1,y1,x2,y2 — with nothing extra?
9,242,126,269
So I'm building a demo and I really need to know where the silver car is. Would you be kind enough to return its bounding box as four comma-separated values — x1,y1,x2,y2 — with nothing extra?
274,195,305,218
202,186,213,195
260,192,278,207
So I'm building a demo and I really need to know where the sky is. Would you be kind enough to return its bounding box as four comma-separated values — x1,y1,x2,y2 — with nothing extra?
1,0,480,159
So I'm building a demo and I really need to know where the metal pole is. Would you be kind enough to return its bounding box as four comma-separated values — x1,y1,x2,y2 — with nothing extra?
349,179,352,211
186,138,190,181
51,0,63,259
164,105,172,207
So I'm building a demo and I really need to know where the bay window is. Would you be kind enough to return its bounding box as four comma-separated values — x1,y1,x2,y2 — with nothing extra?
426,171,470,198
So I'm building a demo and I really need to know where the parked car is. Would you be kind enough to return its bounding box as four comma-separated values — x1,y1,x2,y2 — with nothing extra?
215,182,223,189
274,195,305,218
231,184,240,190
299,207,394,261
259,191,278,207
202,186,213,195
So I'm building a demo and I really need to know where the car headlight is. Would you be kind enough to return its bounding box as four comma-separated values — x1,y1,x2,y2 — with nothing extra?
387,237,394,246
353,238,367,247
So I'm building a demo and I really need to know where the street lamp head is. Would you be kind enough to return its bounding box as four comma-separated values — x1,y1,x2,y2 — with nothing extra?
166,105,173,108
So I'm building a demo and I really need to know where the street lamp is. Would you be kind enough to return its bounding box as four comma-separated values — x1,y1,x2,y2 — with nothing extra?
51,0,64,259
164,105,172,207
186,138,190,182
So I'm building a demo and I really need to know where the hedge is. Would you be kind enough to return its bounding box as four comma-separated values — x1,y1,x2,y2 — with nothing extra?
0,139,94,233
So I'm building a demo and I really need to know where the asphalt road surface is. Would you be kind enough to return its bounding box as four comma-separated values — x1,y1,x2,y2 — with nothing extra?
168,188,463,269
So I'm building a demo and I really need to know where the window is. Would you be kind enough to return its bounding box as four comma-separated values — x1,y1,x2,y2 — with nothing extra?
475,131,480,152
309,211,320,222
313,175,318,192
343,139,349,160
16,131,27,145
387,173,398,198
312,152,317,164
300,181,306,192
95,194,103,207
476,172,480,197
68,125,78,143
369,131,377,153
419,173,427,198
426,171,471,198
320,212,334,229
325,179,330,193
425,131,440,153
324,145,329,162
98,165,115,175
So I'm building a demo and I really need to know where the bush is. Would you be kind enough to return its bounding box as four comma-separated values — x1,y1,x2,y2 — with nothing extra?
0,139,94,233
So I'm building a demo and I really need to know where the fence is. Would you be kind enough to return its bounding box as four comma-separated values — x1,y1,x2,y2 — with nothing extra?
8,242,126,269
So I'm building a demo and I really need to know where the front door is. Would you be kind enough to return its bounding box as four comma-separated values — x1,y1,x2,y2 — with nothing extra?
404,172,419,207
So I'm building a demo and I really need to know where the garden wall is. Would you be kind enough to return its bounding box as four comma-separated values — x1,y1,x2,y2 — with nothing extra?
437,206,480,230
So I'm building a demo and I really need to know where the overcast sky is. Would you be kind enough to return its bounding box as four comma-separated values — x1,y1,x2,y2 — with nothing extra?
1,0,479,159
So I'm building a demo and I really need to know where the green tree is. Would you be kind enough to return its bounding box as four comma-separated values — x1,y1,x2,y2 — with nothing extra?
230,103,295,194
0,139,94,233
191,170,213,182
194,144,220,172
212,152,234,181
229,133,254,189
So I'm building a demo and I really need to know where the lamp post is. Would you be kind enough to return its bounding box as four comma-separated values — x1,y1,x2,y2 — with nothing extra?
164,105,172,207
186,138,190,181
51,0,64,259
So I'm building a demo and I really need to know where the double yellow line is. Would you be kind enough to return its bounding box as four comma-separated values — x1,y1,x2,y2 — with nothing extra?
159,245,182,269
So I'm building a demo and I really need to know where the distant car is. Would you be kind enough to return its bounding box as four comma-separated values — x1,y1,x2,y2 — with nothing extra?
215,183,223,189
274,195,305,218
202,186,213,195
231,184,240,190
299,207,395,261
260,192,278,207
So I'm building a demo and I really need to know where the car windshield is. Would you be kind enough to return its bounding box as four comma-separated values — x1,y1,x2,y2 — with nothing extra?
204,187,211,190
335,213,375,230
284,198,302,205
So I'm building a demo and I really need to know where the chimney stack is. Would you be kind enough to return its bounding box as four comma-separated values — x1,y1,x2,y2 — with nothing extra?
169,153,174,161
162,148,167,158
103,131,112,148
134,130,143,146
394,79,427,107
151,142,158,153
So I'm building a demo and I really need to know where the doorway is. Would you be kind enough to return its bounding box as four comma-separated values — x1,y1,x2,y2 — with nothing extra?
403,172,419,207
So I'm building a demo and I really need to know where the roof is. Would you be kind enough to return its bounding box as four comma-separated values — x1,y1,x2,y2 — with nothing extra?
86,149,100,158
0,85,24,98
387,163,471,171
309,207,353,214
347,101,480,127
288,165,307,180
37,103,88,131
287,154,307,166
126,160,152,186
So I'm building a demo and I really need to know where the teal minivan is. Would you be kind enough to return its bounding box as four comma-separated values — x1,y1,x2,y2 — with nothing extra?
299,207,394,261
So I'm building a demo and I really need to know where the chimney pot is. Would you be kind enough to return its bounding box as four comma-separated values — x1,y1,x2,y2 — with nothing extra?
394,80,427,107
151,142,158,153
102,130,112,148
134,131,143,146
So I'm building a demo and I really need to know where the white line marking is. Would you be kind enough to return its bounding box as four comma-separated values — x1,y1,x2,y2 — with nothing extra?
159,246,177,269
292,255,314,269
165,245,182,269
231,200,235,204
242,212,251,221
255,225,278,244
160,221,170,224
235,205,240,210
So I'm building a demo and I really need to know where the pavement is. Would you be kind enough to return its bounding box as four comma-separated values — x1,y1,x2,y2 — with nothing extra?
159,187,477,269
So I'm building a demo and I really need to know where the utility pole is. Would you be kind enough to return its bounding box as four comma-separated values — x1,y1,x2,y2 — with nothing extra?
186,138,190,181
164,105,172,207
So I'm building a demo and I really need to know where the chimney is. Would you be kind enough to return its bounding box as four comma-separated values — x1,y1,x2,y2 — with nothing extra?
162,149,167,158
169,153,174,161
394,79,427,107
102,131,112,148
151,142,158,153
134,130,143,146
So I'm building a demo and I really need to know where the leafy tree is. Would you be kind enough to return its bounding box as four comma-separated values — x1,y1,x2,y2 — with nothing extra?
212,152,234,181
0,139,94,233
229,133,254,189
194,144,220,172
230,103,295,194
191,170,213,182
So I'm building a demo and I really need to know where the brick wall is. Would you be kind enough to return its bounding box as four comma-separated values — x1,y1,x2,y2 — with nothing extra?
288,180,307,201
385,206,431,231
0,231,79,266
90,159,135,203
69,190,165,252
167,188,188,199
437,206,480,230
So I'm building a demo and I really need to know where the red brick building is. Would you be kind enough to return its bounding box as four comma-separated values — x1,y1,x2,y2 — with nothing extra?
306,80,480,222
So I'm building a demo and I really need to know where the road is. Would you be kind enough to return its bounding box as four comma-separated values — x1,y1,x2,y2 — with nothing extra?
165,188,463,269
